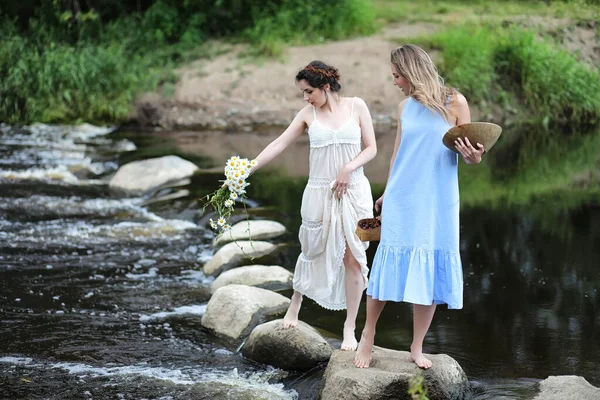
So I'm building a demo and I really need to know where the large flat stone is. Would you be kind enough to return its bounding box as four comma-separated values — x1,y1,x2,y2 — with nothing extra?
203,241,278,277
214,220,287,247
109,155,198,194
243,319,333,371
201,284,290,340
533,376,600,400
320,347,469,400
211,265,293,293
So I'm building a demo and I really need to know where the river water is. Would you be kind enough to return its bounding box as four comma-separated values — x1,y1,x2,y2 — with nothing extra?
0,124,598,399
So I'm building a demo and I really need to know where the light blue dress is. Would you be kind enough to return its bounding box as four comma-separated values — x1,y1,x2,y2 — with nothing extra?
366,97,463,309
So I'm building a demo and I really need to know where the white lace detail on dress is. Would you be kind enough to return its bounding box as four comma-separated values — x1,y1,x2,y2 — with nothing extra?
308,98,361,148
308,120,361,148
301,219,322,230
306,170,365,188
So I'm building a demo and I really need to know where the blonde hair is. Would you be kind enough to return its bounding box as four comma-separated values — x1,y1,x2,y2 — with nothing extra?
391,44,454,122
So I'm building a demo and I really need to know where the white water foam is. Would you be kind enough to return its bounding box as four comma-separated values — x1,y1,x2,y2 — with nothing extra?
0,356,33,364
139,305,207,322
5,216,197,245
0,166,81,184
0,123,123,182
178,269,213,285
48,362,297,398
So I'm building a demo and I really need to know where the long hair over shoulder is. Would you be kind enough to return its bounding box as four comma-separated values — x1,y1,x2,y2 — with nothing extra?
391,44,454,122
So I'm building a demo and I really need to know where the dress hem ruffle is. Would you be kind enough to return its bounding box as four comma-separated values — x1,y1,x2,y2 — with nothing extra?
367,244,463,310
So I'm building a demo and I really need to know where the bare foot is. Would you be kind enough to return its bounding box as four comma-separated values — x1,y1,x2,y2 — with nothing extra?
353,330,374,368
282,294,302,329
341,326,357,351
410,345,432,369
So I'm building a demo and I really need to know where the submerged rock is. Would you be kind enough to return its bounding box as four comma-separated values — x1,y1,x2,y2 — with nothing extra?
201,284,290,340
203,241,278,277
109,155,198,194
319,347,468,400
242,319,333,371
533,376,600,400
211,265,293,293
214,220,287,247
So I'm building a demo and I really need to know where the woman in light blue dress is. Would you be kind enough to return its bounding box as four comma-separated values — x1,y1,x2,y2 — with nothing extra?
354,45,484,369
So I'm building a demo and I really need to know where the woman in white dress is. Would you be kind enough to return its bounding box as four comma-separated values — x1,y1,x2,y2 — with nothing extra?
251,60,377,350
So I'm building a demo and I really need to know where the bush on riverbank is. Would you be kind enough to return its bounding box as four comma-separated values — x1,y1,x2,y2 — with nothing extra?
411,22,600,180
0,0,375,124
0,25,165,123
426,24,600,130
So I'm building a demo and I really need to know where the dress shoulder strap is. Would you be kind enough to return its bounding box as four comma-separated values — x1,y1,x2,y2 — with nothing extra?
312,106,317,121
350,97,356,118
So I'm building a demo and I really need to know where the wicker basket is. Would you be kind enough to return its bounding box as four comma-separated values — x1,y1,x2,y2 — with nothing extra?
355,217,381,242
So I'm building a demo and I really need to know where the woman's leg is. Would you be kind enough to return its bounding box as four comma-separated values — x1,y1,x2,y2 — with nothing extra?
341,244,363,350
283,290,303,328
354,295,386,368
410,304,436,369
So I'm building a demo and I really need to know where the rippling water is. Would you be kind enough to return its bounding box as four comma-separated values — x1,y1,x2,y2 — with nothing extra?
0,124,298,399
1,124,599,400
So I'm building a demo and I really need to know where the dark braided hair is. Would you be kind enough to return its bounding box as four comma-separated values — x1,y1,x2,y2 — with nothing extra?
295,60,341,92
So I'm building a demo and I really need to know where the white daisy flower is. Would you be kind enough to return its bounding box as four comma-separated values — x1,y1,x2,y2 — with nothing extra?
250,159,258,167
209,219,218,230
222,224,231,231
217,217,226,226
230,192,238,200
224,199,234,208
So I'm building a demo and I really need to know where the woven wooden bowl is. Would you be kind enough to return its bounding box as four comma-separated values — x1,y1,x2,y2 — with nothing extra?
355,217,381,242
442,122,502,153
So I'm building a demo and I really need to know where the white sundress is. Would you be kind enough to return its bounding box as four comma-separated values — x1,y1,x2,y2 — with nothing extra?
292,97,374,310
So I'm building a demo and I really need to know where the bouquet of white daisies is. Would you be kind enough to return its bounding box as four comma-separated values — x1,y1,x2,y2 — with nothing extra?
203,156,258,235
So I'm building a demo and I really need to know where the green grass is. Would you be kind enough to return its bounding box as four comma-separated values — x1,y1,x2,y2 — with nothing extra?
373,0,600,24
0,0,376,124
245,0,376,57
0,37,166,123
494,28,600,129
408,23,600,130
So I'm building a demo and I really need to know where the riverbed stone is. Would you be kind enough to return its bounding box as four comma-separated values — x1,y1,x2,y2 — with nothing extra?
108,155,198,194
533,376,600,400
203,241,278,277
201,284,290,340
319,347,469,400
211,265,292,294
214,220,287,247
242,319,333,371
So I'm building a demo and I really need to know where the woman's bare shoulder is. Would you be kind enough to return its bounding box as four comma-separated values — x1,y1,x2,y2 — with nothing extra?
449,91,471,125
450,92,469,109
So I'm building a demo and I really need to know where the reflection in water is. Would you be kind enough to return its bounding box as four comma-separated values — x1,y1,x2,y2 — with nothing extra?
237,174,600,392
1,124,599,399
0,124,298,400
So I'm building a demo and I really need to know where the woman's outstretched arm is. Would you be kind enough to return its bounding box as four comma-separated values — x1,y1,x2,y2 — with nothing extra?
252,106,310,172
